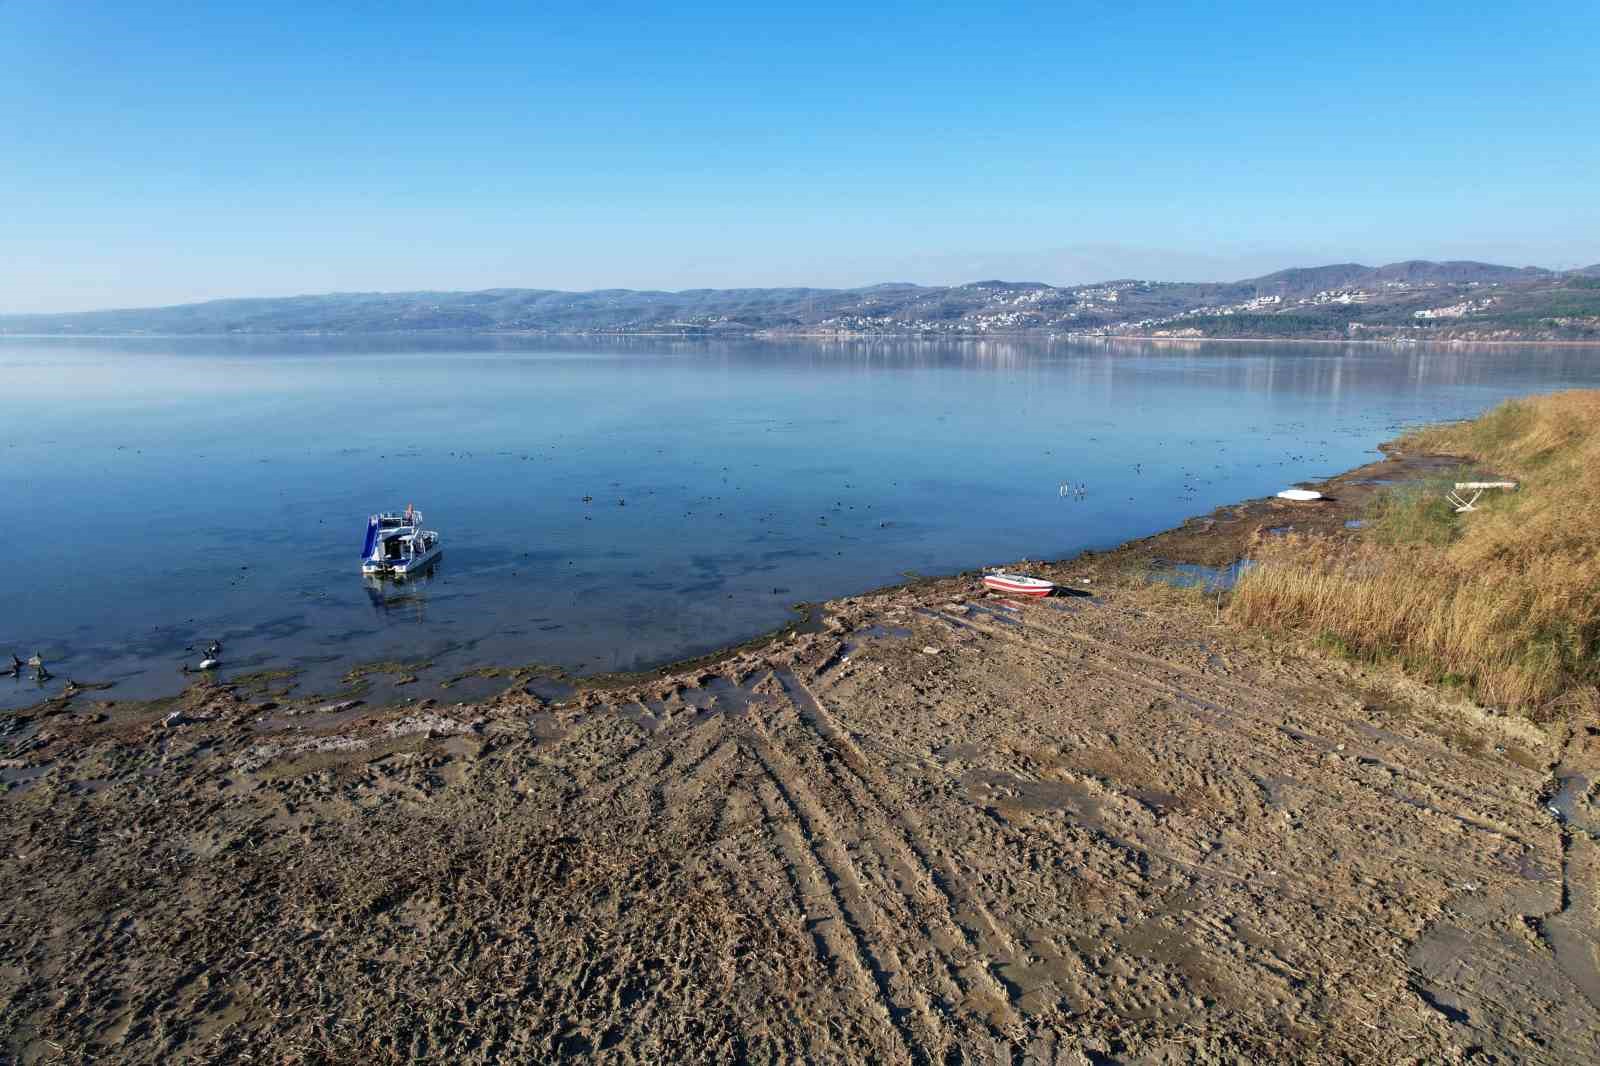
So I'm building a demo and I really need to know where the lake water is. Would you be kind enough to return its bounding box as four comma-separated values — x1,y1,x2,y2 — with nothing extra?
5,335,1599,709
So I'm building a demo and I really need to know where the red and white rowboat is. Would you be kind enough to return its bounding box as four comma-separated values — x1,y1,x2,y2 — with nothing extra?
981,572,1055,598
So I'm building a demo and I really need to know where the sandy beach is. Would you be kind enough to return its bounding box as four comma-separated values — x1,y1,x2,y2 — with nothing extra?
3,448,1596,1064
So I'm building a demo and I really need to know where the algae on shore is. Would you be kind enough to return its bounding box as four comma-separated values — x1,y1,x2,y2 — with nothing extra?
342,659,433,684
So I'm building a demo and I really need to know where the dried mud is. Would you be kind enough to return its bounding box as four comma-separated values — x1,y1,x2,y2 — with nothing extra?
2,452,1596,1064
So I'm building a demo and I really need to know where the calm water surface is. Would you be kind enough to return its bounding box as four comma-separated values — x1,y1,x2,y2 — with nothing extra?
5,335,1599,709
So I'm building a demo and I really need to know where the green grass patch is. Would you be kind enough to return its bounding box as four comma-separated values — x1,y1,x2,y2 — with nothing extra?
1315,631,1360,660
1363,482,1461,547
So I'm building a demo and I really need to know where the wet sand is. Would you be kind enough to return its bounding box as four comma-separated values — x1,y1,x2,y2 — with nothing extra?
2,449,1597,1063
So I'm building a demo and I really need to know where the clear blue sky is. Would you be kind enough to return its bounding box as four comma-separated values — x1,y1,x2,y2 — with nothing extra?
2,0,1596,312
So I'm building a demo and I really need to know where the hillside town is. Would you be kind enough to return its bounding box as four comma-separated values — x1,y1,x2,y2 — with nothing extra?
4,261,1597,343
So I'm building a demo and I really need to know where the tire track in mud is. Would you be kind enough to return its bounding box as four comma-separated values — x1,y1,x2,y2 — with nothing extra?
1012,603,1543,807
771,670,1026,1034
638,729,733,823
576,699,727,812
741,714,948,1063
945,608,1537,847
747,776,906,1062
616,667,1025,1038
597,677,776,815
563,708,663,792
921,609,1544,921
781,668,1027,955
677,733,740,789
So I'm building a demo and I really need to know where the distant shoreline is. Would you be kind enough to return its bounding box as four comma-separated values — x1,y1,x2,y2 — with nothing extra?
5,329,1600,347
7,260,1597,345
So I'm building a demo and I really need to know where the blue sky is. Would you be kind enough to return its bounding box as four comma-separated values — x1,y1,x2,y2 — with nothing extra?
2,1,1596,312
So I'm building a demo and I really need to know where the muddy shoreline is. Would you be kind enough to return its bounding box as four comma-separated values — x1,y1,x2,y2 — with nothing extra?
586,442,1465,691
3,445,1597,1063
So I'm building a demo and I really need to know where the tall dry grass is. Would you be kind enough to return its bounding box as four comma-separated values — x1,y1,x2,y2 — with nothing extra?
1228,390,1600,714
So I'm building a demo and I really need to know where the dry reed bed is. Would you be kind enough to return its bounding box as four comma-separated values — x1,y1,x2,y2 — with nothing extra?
1228,390,1600,714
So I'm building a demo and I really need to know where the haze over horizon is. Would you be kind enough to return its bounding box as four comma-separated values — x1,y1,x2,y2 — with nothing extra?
3,0,1596,314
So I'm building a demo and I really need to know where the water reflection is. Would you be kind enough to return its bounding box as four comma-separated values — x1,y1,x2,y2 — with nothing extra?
363,564,438,618
7,335,1600,709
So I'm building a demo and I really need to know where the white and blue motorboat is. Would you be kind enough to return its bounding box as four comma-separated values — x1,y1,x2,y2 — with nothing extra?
361,506,441,577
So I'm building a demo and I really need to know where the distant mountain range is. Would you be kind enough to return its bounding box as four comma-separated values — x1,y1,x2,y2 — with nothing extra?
5,260,1599,341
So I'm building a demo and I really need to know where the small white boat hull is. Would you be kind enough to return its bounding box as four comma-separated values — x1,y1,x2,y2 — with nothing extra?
1276,489,1324,502
982,572,1055,598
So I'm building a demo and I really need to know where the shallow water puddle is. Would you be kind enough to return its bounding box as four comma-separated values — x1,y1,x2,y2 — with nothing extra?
1148,559,1256,591
525,676,577,702
615,700,664,732
1,762,51,798
835,624,913,659
674,672,776,720
1549,771,1596,837
966,604,1023,627
913,606,977,632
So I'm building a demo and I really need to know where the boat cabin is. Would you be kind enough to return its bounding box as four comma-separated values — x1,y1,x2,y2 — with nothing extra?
361,507,441,576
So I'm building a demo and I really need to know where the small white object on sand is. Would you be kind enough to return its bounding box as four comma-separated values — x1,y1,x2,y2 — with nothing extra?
1276,489,1323,502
